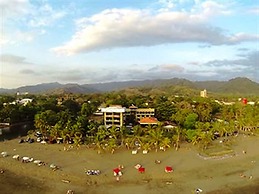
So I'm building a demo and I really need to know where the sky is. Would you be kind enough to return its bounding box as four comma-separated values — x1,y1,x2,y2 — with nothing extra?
0,0,258,89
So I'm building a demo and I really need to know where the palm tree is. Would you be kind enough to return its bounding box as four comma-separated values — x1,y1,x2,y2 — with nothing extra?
48,125,60,142
171,127,181,151
107,138,117,154
141,140,151,152
108,126,119,140
199,130,214,150
127,125,144,149
160,137,171,151
147,125,164,152
211,121,223,137
60,127,71,144
85,121,99,144
94,126,109,154
191,130,201,146
27,129,35,138
118,126,128,147
73,131,83,148
34,113,49,136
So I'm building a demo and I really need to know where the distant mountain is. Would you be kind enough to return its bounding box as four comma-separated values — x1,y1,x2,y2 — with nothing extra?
87,78,194,92
0,82,99,95
195,77,259,95
48,83,99,94
0,77,258,95
0,82,62,94
18,82,63,93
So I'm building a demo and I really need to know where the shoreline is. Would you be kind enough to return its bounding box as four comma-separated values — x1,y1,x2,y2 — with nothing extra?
1,135,259,194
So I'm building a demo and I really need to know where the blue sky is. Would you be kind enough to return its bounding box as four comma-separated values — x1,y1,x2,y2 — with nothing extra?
0,0,258,88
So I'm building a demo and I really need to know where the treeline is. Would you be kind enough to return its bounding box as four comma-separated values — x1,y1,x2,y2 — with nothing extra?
0,92,259,153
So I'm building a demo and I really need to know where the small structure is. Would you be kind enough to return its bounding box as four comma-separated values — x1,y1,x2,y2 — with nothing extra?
19,98,33,106
139,117,158,126
1,151,8,157
134,163,145,173
33,160,43,165
142,150,148,154
165,166,173,173
134,164,142,170
12,154,20,160
113,168,122,176
50,163,59,171
200,89,207,98
131,150,138,154
242,98,248,105
21,156,33,163
86,169,100,175
66,190,74,194
195,188,203,193
138,167,145,173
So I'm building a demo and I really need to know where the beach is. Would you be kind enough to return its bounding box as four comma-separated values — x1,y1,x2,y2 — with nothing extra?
1,134,259,194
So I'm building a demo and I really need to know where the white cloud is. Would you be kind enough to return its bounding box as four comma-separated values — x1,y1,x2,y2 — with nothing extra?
52,4,257,55
0,0,31,18
0,0,66,46
0,36,8,45
199,1,232,17
149,64,185,72
248,7,259,15
20,69,37,75
158,0,175,11
96,50,259,83
0,54,32,65
228,33,259,43
187,50,259,81
28,3,67,27
0,29,43,46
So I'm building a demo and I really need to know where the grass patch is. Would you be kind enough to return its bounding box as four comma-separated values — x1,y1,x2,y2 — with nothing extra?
199,144,234,158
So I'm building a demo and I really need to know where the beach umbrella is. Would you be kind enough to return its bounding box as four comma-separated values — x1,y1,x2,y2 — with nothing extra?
138,167,145,173
113,168,121,176
134,164,142,169
165,166,173,173
242,98,247,105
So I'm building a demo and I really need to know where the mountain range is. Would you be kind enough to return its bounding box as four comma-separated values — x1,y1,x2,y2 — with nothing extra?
0,77,259,96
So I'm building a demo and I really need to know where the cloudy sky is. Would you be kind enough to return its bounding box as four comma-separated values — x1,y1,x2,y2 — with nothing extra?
0,0,258,88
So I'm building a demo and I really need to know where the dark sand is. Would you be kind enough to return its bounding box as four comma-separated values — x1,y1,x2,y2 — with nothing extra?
1,134,259,194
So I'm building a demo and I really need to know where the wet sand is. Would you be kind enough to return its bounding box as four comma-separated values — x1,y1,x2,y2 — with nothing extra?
1,134,259,194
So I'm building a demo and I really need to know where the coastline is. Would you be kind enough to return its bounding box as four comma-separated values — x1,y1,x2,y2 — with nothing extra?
1,134,259,194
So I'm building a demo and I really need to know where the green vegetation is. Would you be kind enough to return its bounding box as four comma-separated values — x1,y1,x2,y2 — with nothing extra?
0,87,259,155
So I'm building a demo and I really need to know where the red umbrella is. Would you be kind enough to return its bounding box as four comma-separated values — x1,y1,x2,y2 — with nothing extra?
113,168,120,173
113,168,121,176
165,166,173,173
138,167,145,173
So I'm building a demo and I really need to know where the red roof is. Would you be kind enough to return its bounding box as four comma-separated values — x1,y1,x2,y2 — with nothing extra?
139,117,158,125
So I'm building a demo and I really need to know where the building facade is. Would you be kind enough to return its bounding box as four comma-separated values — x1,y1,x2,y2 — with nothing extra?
135,108,155,121
101,105,126,128
101,105,156,128
200,89,208,98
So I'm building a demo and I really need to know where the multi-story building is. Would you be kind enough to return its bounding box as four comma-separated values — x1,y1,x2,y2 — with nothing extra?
135,108,155,121
101,105,126,128
101,105,156,128
200,89,208,98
